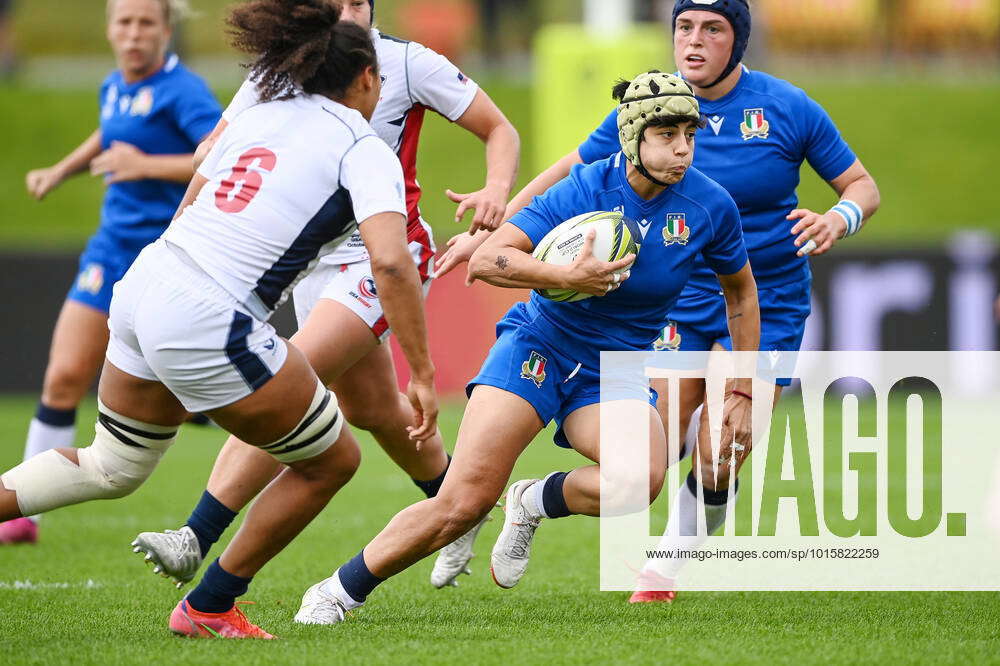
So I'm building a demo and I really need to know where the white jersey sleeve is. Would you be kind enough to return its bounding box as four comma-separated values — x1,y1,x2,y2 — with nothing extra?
340,135,407,223
406,41,479,121
222,77,262,122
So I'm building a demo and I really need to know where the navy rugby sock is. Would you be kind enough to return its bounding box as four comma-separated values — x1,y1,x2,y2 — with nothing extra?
539,471,571,519
412,455,451,498
686,469,739,506
34,403,76,428
186,559,251,613
338,550,384,603
186,490,238,557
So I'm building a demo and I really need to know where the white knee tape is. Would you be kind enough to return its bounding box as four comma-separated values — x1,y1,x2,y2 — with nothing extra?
1,402,176,516
259,382,343,463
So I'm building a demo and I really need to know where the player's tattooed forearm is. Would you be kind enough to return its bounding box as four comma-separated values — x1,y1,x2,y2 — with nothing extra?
729,312,744,321
495,255,509,271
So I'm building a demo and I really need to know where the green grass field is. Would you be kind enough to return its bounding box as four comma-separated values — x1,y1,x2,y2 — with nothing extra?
1,396,999,665
2,79,998,251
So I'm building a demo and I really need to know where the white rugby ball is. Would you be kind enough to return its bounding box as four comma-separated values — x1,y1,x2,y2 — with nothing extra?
532,210,640,302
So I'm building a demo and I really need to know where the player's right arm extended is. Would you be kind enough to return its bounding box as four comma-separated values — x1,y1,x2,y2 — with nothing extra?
435,149,584,278
25,129,102,200
359,212,438,442
469,224,632,295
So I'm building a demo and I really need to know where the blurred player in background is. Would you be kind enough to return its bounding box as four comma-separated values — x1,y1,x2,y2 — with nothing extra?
287,72,758,625
0,0,16,79
130,0,519,591
1,5,439,639
0,0,220,545
439,0,881,602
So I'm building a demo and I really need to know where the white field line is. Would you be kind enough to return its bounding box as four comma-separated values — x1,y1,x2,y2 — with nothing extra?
0,579,104,590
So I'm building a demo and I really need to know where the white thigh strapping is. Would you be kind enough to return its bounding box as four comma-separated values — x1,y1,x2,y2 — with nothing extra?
257,381,344,463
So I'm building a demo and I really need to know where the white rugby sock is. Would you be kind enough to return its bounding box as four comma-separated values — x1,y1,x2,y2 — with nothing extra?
24,419,76,461
521,479,546,520
21,406,78,523
647,472,737,580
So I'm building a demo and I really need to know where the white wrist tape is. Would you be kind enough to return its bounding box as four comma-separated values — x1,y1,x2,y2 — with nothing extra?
257,381,344,463
829,199,864,238
1,401,176,516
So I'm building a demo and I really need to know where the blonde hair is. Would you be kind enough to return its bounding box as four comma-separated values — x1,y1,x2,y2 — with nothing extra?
106,0,195,25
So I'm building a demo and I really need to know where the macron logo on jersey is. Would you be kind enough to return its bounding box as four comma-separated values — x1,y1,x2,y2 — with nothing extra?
616,204,653,240
708,115,725,136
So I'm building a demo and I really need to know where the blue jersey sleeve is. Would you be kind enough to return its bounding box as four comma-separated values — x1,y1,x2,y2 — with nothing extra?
702,196,748,276
508,168,588,248
172,74,222,145
577,108,619,165
798,94,856,182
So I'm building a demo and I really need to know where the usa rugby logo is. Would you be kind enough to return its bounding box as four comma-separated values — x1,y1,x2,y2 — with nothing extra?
740,108,770,140
663,214,691,246
359,276,378,300
520,351,547,388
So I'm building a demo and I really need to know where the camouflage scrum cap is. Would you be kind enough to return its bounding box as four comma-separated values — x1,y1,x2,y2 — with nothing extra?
617,71,700,176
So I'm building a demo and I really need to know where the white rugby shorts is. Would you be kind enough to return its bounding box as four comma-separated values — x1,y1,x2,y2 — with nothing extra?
106,240,288,413
293,229,435,342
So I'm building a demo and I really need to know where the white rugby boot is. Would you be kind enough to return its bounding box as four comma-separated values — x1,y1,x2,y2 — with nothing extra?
430,509,494,588
294,573,360,625
131,526,203,588
490,479,543,589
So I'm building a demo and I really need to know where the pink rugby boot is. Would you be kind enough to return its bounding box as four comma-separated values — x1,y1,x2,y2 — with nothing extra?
0,518,38,545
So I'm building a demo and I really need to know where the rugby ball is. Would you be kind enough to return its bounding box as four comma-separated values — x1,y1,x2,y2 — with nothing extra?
532,210,641,302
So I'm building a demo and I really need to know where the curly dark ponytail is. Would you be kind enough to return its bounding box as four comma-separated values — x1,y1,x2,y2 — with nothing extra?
226,0,378,103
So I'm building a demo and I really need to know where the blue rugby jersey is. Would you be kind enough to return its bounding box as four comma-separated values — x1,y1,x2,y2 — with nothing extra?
508,154,747,363
98,54,221,250
578,68,856,290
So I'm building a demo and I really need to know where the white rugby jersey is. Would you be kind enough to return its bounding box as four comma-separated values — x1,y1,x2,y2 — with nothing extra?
223,29,479,265
165,94,406,320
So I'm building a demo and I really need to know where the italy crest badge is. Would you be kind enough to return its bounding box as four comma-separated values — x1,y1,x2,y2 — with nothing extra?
740,108,770,140
663,213,691,246
653,321,682,351
521,351,548,388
